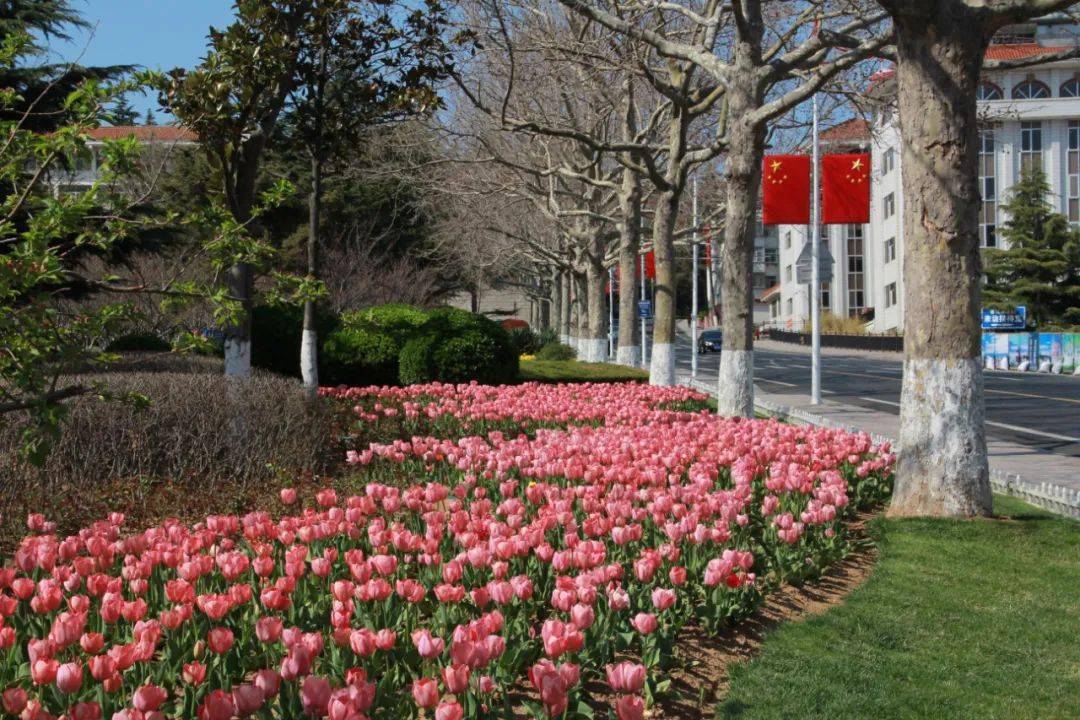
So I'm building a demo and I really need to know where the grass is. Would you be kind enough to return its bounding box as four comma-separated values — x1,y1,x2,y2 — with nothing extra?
518,358,649,383
715,495,1079,719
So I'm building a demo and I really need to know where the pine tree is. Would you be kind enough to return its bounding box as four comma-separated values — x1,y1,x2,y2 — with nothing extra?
984,168,1080,328
109,94,140,125
143,109,156,126
0,0,131,132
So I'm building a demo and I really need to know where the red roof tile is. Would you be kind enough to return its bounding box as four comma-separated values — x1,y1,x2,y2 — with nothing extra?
86,125,197,142
820,117,870,143
759,284,781,302
984,43,1067,61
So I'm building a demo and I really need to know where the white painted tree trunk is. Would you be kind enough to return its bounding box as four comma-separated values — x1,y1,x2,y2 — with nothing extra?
300,327,318,398
649,343,676,386
717,349,754,416
616,345,641,367
224,338,252,378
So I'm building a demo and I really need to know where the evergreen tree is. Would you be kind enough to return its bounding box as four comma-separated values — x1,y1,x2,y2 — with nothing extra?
984,168,1080,328
143,108,156,126
0,0,130,132
109,93,140,125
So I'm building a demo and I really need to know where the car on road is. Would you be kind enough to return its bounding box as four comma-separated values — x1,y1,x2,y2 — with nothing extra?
698,329,722,354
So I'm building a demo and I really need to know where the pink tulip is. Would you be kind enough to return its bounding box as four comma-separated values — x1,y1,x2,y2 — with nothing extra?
412,677,439,709
442,663,471,693
232,683,265,717
198,689,236,720
280,488,298,504
69,701,102,720
615,694,645,720
411,628,445,659
132,684,168,712
606,662,646,693
631,613,658,635
1,687,27,715
435,700,464,720
55,661,83,693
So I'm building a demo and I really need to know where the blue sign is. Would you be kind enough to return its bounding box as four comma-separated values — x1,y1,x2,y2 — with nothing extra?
637,300,653,319
981,306,1026,330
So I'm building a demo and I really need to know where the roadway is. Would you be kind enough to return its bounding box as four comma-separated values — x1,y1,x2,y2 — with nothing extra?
674,336,1080,459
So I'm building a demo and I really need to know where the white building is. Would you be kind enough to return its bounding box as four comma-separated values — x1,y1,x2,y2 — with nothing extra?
772,15,1080,333
50,125,197,193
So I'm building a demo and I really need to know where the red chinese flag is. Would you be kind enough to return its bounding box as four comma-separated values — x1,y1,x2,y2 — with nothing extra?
821,153,871,224
762,155,811,225
635,252,656,280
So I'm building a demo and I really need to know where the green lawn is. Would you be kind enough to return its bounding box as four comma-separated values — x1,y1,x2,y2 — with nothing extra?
519,359,649,382
716,495,1079,720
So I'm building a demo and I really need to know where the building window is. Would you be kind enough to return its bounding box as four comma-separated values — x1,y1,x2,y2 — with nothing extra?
846,224,864,315
884,282,897,309
1020,121,1042,174
820,282,831,310
786,298,793,316
881,147,895,175
977,81,1003,100
1062,79,1080,97
1069,120,1080,222
784,231,791,249
1012,79,1050,100
785,264,792,283
884,236,896,263
979,126,997,247
883,192,895,219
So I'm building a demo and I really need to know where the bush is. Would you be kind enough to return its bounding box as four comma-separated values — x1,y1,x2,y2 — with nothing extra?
536,327,558,347
251,304,339,378
106,332,171,353
535,341,576,361
398,334,438,385
322,325,400,386
0,371,333,550
507,326,541,355
341,303,430,339
422,307,518,384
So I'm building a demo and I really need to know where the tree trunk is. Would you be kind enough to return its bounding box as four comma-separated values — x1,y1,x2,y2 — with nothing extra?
223,263,254,377
717,24,765,417
570,271,587,354
887,1,991,517
300,155,322,400
616,166,641,366
649,188,679,386
581,234,608,362
559,268,572,345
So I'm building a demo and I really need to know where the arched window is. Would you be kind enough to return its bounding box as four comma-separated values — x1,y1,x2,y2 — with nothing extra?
1062,78,1080,97
1012,80,1050,99
977,82,1003,100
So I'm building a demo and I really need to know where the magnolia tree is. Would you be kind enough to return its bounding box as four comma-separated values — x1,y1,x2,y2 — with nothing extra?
877,0,1080,517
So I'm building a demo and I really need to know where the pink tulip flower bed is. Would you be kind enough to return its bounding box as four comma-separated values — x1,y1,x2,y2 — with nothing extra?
0,382,893,720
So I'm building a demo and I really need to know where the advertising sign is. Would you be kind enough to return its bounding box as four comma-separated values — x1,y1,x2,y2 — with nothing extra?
1065,333,1078,374
981,306,1027,330
637,300,653,319
982,333,995,366
994,333,1010,368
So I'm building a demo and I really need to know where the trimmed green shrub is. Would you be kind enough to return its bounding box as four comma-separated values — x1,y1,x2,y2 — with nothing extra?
322,325,400,386
535,341,576,361
106,332,171,353
432,330,516,384
342,303,430,338
398,334,437,385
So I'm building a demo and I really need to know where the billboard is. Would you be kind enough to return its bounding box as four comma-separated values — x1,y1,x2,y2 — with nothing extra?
981,306,1027,330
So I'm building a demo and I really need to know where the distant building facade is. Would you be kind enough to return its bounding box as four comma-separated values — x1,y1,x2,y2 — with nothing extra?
772,15,1080,333
50,125,197,193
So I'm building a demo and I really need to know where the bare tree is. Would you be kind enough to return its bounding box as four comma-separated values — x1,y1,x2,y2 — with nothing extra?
558,0,889,401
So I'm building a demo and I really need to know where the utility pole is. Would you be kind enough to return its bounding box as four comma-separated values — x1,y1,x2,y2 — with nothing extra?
691,176,699,379
810,94,822,405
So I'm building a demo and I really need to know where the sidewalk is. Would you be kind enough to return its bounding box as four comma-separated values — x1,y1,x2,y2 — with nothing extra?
681,370,1080,519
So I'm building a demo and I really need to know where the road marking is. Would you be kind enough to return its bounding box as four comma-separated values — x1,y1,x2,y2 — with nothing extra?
824,369,1080,405
756,378,797,387
983,421,1080,443
859,398,1080,443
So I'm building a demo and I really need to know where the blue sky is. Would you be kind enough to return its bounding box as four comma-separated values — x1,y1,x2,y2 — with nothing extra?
51,1,237,119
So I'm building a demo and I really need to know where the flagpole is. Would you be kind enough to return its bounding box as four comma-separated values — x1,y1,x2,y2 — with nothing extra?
691,176,699,380
810,95,822,404
640,250,648,369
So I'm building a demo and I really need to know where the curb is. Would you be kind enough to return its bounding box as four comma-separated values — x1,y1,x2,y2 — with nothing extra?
685,377,1080,520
